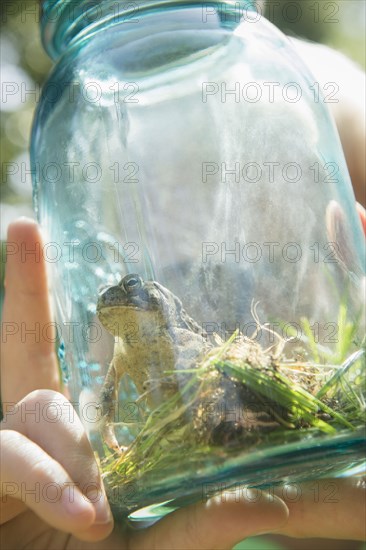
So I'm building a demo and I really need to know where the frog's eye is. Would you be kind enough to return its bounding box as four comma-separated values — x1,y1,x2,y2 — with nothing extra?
121,274,143,294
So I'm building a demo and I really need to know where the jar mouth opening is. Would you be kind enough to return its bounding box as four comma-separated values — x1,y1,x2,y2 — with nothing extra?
40,0,259,60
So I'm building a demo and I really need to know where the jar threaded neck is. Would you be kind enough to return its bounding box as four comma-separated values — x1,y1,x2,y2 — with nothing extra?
41,0,259,60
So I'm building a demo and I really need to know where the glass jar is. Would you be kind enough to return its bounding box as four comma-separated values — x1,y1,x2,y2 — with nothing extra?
32,0,365,522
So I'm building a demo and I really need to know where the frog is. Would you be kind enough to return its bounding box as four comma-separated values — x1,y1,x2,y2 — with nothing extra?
96,273,213,452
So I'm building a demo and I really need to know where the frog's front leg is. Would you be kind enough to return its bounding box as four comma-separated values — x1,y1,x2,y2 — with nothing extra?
99,359,125,453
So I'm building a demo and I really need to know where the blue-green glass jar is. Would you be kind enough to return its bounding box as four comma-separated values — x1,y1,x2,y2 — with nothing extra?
32,0,365,522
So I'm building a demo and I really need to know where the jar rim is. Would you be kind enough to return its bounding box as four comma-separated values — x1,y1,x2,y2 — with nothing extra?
40,0,259,60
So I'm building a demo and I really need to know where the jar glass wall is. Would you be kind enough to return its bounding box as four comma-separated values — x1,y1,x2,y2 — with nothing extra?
32,0,365,521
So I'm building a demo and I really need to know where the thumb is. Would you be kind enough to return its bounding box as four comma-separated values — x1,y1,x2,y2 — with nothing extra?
131,488,289,550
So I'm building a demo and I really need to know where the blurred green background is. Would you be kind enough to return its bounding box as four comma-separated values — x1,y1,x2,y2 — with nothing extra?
0,2,365,549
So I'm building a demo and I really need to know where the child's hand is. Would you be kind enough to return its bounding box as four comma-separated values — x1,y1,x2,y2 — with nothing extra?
0,219,115,544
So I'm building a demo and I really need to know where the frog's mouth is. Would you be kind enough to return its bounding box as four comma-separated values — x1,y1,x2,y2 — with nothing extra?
97,283,154,311
97,304,140,317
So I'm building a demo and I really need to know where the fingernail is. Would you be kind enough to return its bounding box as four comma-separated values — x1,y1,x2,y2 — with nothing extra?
17,216,36,223
86,485,113,525
253,530,281,537
8,217,37,230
